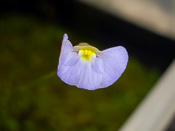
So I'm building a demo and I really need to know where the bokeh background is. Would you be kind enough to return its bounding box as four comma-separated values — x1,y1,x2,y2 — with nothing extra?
0,0,174,131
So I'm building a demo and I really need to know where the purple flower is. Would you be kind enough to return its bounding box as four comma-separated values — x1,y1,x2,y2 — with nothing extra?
57,34,128,90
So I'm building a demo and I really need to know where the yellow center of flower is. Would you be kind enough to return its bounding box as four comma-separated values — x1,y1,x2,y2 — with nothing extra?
79,49,96,61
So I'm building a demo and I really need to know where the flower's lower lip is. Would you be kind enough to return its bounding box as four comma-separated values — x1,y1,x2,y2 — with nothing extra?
58,33,128,90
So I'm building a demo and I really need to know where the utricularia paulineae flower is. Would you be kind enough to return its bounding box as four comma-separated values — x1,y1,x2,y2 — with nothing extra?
57,34,128,90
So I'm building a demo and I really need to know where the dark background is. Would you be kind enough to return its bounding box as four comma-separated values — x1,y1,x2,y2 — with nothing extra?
1,0,174,71
0,0,174,131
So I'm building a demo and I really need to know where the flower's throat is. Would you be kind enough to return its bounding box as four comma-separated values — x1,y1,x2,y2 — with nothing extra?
79,49,96,61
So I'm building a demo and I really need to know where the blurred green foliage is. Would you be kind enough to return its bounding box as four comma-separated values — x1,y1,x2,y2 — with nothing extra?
0,14,160,131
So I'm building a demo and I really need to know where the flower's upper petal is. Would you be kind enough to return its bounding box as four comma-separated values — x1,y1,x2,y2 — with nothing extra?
57,34,79,79
59,34,68,62
100,46,128,87
58,34,78,66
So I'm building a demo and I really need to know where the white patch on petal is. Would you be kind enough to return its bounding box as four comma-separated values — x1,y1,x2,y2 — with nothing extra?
92,56,104,74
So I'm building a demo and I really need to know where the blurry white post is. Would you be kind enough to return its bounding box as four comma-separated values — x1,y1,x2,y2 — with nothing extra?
119,59,175,131
79,0,175,40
